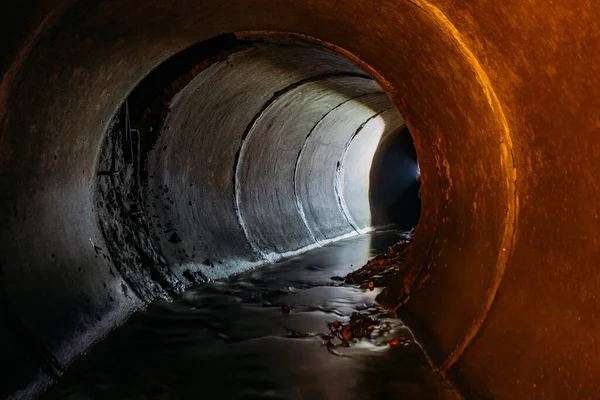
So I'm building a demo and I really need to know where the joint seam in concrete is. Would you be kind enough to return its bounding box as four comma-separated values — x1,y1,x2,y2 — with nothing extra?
292,92,384,243
232,73,372,258
334,105,395,234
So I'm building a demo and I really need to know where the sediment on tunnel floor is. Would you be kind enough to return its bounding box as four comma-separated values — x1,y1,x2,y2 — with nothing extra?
39,229,456,400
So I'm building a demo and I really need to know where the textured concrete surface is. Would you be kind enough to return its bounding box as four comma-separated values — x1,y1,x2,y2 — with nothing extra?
238,76,384,257
296,93,393,240
146,45,374,281
1,0,599,398
341,108,405,230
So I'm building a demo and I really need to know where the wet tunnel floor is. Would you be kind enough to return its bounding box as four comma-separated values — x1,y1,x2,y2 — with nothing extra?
43,228,458,400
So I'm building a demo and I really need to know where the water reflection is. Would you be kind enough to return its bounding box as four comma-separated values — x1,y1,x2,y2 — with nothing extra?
43,228,457,400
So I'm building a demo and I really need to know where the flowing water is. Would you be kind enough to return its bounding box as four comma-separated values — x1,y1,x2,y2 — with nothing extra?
43,228,458,400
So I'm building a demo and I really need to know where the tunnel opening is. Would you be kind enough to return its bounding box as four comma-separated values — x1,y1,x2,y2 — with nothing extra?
369,125,421,230
49,34,433,398
94,34,422,302
0,0,533,396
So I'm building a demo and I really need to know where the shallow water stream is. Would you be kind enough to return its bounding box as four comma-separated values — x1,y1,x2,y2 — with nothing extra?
43,228,457,400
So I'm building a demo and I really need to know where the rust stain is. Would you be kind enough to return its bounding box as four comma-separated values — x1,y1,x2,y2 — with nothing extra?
401,0,519,372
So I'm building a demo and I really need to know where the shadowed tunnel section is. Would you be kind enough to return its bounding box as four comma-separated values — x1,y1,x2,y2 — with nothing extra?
1,0,599,399
369,125,421,229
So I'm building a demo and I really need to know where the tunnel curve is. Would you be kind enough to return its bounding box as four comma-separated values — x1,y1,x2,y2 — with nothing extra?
294,92,394,240
142,44,405,283
236,78,389,257
3,0,597,398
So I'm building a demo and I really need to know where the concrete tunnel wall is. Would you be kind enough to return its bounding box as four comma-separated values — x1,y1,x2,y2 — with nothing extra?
146,44,404,280
0,0,599,399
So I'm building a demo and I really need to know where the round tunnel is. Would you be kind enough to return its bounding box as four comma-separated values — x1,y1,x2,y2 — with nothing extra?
95,40,420,290
1,0,598,399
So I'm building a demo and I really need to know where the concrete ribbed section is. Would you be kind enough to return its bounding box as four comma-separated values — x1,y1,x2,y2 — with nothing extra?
341,109,405,231
295,93,393,241
237,76,383,258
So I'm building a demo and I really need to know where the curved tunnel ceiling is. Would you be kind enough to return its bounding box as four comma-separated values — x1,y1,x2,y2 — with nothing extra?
1,0,598,399
142,44,406,282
